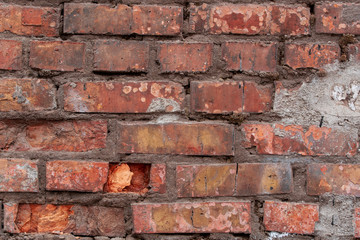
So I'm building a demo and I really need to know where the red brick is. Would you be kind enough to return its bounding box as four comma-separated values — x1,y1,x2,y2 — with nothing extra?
132,201,251,233
307,164,360,196
132,5,182,36
264,201,319,234
0,4,59,37
157,42,212,73
243,81,272,113
315,3,360,35
46,160,109,192
222,41,277,73
0,40,22,70
64,81,184,113
189,3,210,33
349,43,360,61
30,41,85,72
94,40,149,72
0,120,107,152
64,3,131,35
285,43,340,69
118,122,234,155
355,208,360,238
237,163,292,196
0,159,38,192
0,78,56,112
4,203,124,237
242,124,358,156
150,164,166,194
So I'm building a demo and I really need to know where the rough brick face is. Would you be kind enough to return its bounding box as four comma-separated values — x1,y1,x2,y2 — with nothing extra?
349,43,360,60
243,81,273,113
117,122,234,155
157,42,212,72
264,201,319,234
355,208,360,238
0,159,38,192
0,40,22,70
149,164,166,194
0,79,56,112
30,41,85,72
132,201,251,233
64,81,184,113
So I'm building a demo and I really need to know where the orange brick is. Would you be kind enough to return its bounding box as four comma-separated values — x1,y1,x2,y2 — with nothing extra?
0,40,22,70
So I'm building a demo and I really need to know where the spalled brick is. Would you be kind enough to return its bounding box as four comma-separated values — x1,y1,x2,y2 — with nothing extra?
222,41,277,73
176,164,237,197
94,40,149,72
285,43,340,69
0,4,59,36
150,164,166,194
242,124,358,156
30,41,85,72
315,3,360,35
118,122,234,155
4,203,124,237
64,81,184,113
0,78,56,112
132,201,251,233
237,163,292,196
132,5,182,36
189,3,210,33
157,42,212,73
0,120,107,152
46,160,109,192
307,164,360,196
355,208,360,238
0,40,22,70
0,159,38,192
243,81,273,113
264,201,319,234
64,3,131,35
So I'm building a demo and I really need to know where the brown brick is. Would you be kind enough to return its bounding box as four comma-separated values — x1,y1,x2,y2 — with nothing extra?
264,201,319,234
0,120,107,152
94,40,149,72
0,159,38,192
118,122,234,155
132,201,251,233
242,124,358,156
315,3,360,35
64,81,184,113
4,203,124,237
132,5,182,36
285,43,340,69
46,160,109,192
150,164,166,194
307,164,360,196
0,40,22,70
30,41,85,72
176,164,237,197
222,41,277,73
64,3,131,35
0,79,56,112
237,163,292,196
243,81,273,113
157,42,212,73
189,3,210,33
0,4,59,37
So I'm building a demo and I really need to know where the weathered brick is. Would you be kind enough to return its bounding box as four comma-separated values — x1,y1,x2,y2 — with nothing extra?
0,78,56,112
222,41,277,73
64,3,131,35
189,3,210,33
315,3,360,35
355,208,360,238
157,42,212,73
4,203,124,237
30,41,85,72
0,4,59,36
243,81,273,113
0,120,107,152
46,160,109,192
133,5,182,36
0,40,22,70
349,43,360,61
0,159,38,192
307,164,360,196
264,201,319,234
237,163,292,196
93,40,149,72
150,164,166,194
132,201,251,233
64,81,184,113
118,122,234,155
285,43,340,69
242,124,358,156
176,164,237,197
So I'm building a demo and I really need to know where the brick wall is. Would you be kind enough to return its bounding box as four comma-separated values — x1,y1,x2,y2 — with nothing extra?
1,0,360,239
